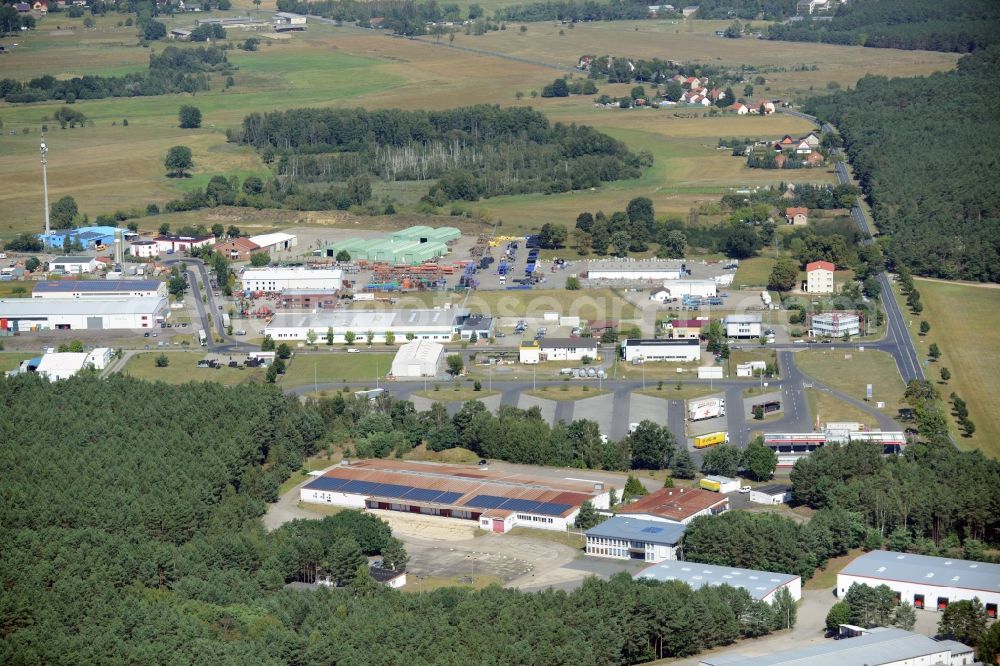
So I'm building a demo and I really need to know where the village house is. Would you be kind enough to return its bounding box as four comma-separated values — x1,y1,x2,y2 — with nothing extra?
728,102,748,114
785,207,809,225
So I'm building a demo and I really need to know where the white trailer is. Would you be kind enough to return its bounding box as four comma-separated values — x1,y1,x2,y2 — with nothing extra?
222,313,231,329
688,397,725,421
198,329,207,346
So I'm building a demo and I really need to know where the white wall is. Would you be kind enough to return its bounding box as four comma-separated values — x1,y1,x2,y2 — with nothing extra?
623,344,700,363
762,577,802,603
585,536,679,562
519,347,541,364
749,490,790,505
541,346,596,361
837,574,1000,612
300,488,368,509
266,327,453,342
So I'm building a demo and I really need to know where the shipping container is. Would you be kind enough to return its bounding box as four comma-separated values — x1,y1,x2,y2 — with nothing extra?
694,432,729,449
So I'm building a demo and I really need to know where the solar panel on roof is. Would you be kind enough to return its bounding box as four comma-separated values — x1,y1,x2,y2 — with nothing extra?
370,483,413,499
340,480,379,494
464,495,508,510
401,488,443,502
500,498,543,513
305,477,349,492
435,491,463,505
534,502,573,516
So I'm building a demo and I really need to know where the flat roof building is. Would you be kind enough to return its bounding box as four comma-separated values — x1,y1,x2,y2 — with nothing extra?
586,260,683,281
585,516,685,563
154,234,215,254
637,560,801,603
265,308,460,343
33,348,112,381
838,550,1000,615
301,459,613,533
617,487,729,525
698,627,973,666
49,256,99,274
621,338,700,363
0,297,167,331
748,484,792,505
242,267,343,293
519,337,599,364
812,312,860,337
32,279,166,299
806,260,835,294
724,313,762,339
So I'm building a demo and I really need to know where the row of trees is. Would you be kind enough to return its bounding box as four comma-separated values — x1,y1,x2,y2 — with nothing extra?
232,105,647,202
805,46,1000,281
0,46,229,103
767,0,1000,53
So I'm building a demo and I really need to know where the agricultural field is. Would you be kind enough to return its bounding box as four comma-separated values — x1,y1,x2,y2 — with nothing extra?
0,12,958,241
908,279,1000,458
279,351,395,387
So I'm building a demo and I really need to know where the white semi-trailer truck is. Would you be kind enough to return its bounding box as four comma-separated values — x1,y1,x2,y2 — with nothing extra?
688,397,726,421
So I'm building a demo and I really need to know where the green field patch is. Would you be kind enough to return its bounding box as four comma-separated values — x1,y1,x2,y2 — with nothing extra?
805,387,878,430
526,385,610,401
0,351,38,373
414,387,499,402
279,351,395,387
122,351,265,385
796,348,905,414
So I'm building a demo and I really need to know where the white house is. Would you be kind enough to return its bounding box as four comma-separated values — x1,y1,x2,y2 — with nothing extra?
585,517,685,563
128,240,159,258
621,338,700,363
806,260,835,293
724,313,762,338
812,312,860,337
837,550,1000,616
242,267,343,293
794,140,813,154
49,256,98,274
520,338,598,363
728,102,749,115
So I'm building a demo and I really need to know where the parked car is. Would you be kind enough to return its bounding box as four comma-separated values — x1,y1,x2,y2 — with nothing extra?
739,486,752,493
347,348,361,353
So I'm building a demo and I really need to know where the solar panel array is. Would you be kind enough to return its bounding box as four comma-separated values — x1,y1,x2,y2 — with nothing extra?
305,476,462,505
464,494,573,516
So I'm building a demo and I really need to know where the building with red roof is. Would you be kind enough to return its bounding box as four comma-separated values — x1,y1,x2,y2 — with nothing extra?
806,260,835,293
617,487,729,525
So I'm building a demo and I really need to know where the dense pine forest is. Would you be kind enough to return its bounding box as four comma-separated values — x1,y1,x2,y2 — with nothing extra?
233,105,648,201
0,47,229,104
804,46,1000,281
768,0,1000,53
0,375,796,664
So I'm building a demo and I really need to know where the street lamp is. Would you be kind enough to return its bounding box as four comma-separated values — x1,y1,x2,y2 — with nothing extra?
40,137,50,237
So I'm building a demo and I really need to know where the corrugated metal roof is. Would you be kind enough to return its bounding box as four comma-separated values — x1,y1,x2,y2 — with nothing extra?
636,561,798,601
618,487,727,522
34,279,162,293
840,550,1000,593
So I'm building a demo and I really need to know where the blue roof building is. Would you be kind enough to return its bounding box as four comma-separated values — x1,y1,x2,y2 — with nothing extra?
585,516,686,563
39,226,131,250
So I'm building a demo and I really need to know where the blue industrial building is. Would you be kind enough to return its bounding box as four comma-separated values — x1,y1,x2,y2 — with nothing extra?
39,226,135,250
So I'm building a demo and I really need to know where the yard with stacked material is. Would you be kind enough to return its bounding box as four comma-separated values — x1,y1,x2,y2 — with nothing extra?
0,13,957,240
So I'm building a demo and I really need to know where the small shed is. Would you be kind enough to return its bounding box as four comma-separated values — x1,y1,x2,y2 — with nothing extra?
749,484,792,505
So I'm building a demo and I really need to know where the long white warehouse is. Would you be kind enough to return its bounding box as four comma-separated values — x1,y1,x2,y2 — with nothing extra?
636,560,801,604
837,550,1000,616
265,308,460,342
242,268,343,293
621,338,701,363
390,340,443,377
32,279,166,300
0,297,168,331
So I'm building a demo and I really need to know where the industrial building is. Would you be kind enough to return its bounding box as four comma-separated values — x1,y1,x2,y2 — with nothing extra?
519,338,599,364
838,550,1000,616
277,290,339,309
763,429,908,467
586,260,683,281
636,561,801,604
458,314,494,341
617,487,729,525
323,226,458,264
698,628,973,666
32,279,166,300
812,312,860,337
214,237,261,262
749,484,792,505
265,308,459,342
154,234,215,254
585,517,685,563
32,348,112,381
621,338,701,363
40,226,130,250
49,256,98,274
660,280,717,298
300,459,613,533
248,232,297,254
242,268,343,293
806,260,835,294
662,318,704,339
390,339,443,378
272,11,307,29
724,313,762,339
0,297,168,331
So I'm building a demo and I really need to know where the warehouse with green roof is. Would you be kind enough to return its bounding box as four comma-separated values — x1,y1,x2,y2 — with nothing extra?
323,226,459,264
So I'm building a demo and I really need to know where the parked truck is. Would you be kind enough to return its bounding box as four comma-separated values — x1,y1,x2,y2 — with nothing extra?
198,329,207,346
222,313,231,329
688,397,726,421
693,431,730,449
699,475,740,493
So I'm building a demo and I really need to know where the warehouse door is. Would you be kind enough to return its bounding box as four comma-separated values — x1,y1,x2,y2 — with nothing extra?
86,317,104,329
492,519,505,534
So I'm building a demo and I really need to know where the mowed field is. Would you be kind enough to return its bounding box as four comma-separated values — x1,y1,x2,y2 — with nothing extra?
0,12,957,240
911,279,1000,458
